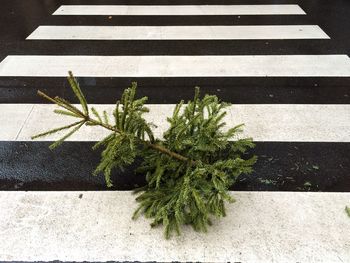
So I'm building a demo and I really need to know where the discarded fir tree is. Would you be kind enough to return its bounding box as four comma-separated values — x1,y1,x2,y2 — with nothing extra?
32,72,257,239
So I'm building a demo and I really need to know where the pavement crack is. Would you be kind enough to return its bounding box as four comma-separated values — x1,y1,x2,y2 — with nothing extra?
15,105,35,140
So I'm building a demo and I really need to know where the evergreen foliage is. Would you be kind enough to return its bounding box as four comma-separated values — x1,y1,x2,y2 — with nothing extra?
346,206,350,218
33,72,257,239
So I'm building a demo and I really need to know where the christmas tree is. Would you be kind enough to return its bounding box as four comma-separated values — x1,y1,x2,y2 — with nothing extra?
33,72,257,239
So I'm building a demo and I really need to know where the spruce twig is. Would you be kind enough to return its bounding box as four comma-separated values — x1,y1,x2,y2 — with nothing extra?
67,71,88,115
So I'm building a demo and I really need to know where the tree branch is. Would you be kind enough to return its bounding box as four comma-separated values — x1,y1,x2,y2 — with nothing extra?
37,90,196,165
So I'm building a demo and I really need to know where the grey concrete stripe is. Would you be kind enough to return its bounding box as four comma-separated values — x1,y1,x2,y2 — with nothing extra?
53,5,306,16
26,25,329,40
1,104,349,142
1,55,350,77
0,191,349,262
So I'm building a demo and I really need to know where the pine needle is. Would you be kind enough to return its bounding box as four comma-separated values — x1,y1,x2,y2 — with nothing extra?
54,97,84,117
103,110,109,125
91,107,102,123
54,109,81,118
346,206,350,218
49,121,85,149
31,120,84,140
67,71,88,115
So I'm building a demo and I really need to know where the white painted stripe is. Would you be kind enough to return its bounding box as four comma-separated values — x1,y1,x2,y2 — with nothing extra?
1,55,350,77
0,104,34,140
0,191,349,262
27,25,330,40
53,5,306,16
1,104,349,142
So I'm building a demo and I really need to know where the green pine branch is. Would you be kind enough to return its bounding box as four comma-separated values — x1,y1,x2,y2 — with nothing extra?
32,72,257,239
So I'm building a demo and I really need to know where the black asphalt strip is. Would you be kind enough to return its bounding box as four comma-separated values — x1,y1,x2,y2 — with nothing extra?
0,141,349,192
1,77,350,104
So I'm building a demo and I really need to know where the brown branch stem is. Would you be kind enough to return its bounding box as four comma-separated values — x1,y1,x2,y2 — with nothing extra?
86,117,195,165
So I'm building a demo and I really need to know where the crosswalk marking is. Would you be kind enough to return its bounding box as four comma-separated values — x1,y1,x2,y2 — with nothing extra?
1,55,350,77
0,2,350,260
0,191,349,262
53,5,306,16
27,25,330,40
1,104,349,142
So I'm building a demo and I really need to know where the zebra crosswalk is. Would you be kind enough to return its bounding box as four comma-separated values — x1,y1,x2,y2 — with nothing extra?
0,1,349,262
